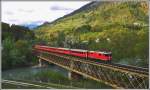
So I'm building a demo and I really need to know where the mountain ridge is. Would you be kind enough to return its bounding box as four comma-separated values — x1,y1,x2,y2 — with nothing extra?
34,1,103,29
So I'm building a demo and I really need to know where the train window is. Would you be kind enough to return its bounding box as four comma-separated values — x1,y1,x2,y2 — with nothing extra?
110,54,112,56
104,54,110,56
72,51,82,54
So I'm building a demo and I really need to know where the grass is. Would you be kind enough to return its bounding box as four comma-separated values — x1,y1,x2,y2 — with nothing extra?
32,69,112,89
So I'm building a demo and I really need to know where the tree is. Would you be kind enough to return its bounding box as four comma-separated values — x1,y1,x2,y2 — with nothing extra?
134,29,148,66
56,31,65,47
2,37,15,70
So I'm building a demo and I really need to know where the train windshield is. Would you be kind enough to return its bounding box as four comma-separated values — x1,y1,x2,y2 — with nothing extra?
104,53,112,56
104,54,109,56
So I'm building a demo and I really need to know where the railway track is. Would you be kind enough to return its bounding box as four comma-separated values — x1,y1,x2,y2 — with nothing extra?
2,79,53,89
2,79,79,89
35,50,149,77
73,56,148,76
75,56,149,76
105,63,148,74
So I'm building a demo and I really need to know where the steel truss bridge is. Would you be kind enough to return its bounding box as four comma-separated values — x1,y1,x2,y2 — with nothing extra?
34,49,149,89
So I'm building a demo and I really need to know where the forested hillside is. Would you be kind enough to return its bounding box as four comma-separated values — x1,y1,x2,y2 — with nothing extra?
2,22,36,70
2,22,34,40
34,1,148,67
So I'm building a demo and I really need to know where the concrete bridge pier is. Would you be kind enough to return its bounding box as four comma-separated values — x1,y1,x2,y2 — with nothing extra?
39,58,50,67
38,58,42,67
68,60,83,80
68,71,83,80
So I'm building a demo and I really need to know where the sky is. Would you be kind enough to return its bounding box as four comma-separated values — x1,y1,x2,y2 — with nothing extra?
2,1,90,26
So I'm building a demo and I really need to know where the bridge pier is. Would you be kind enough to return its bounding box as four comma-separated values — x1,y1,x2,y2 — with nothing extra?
38,58,54,67
39,58,51,67
38,58,42,67
68,60,83,80
68,71,83,80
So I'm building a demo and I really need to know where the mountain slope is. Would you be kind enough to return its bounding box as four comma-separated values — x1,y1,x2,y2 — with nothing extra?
35,1,148,37
34,1,148,67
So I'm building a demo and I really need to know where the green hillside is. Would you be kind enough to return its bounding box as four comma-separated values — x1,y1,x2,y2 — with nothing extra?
34,1,148,67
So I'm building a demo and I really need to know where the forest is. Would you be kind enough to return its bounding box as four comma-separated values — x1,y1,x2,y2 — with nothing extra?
2,22,37,70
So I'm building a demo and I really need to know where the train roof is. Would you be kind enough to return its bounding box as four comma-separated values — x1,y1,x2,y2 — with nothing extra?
89,51,111,54
98,51,112,54
37,45,111,54
70,49,88,52
58,47,69,50
38,45,69,50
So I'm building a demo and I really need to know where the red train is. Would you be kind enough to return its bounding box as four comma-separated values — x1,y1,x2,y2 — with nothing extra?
34,45,112,62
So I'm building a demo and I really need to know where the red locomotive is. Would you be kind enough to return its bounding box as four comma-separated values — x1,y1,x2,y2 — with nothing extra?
34,45,112,62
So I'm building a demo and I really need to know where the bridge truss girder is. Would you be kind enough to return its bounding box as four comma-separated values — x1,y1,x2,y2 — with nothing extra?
36,51,149,89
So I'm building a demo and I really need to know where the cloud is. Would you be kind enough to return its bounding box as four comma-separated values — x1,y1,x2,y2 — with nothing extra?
2,1,91,25
50,6,74,11
18,9,34,13
5,11,14,15
9,19,18,22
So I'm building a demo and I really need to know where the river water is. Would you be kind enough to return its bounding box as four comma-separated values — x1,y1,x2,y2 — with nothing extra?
2,65,68,80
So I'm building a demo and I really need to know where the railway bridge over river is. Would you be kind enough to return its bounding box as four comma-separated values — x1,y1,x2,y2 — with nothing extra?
33,48,149,89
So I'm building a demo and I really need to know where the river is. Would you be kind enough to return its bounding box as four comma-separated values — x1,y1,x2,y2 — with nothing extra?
2,65,68,80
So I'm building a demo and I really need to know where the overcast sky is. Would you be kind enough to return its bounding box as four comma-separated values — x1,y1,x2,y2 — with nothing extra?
2,1,90,25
